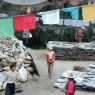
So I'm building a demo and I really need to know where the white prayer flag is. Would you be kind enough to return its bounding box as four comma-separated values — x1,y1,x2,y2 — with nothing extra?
38,10,60,25
71,20,89,27
64,19,89,27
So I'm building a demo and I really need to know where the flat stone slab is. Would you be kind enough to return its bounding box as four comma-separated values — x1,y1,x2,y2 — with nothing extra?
0,53,8,59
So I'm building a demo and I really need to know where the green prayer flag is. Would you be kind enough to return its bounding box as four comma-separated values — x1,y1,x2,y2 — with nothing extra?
0,18,14,37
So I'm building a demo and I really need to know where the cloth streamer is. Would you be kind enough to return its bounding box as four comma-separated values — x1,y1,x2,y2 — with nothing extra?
14,14,36,31
64,19,89,27
71,20,89,27
0,18,14,37
62,7,79,20
82,4,95,21
38,9,60,25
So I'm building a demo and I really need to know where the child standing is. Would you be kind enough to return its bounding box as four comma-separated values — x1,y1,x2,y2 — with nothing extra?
45,45,55,78
3,63,19,95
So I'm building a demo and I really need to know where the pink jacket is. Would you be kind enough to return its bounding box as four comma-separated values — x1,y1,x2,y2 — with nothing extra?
65,80,75,95
45,51,55,63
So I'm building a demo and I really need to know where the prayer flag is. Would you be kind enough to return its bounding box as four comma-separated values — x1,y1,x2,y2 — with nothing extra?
82,4,95,21
14,14,36,31
0,18,14,37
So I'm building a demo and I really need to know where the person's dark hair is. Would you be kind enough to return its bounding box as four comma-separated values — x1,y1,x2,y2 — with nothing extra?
69,78,76,83
10,63,16,69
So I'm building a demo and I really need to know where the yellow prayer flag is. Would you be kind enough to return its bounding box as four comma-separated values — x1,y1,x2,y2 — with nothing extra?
82,4,95,21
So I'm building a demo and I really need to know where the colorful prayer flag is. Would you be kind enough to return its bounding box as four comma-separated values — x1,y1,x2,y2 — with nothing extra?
82,4,95,21
14,14,36,31
0,18,14,37
62,7,79,20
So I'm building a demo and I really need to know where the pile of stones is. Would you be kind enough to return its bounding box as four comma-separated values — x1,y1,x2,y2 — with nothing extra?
0,37,39,91
47,41,95,61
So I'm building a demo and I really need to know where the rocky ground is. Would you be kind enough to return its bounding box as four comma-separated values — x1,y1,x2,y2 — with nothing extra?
0,49,95,95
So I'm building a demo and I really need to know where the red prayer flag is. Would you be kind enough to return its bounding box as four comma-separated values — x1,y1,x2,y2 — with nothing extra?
14,14,36,31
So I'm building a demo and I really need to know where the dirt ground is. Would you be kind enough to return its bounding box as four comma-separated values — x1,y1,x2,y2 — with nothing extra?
1,49,95,95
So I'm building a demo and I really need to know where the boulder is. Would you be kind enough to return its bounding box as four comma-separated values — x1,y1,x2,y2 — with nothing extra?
3,66,10,71
27,67,33,72
0,59,8,67
0,53,8,59
6,57,16,63
73,65,86,71
24,55,32,60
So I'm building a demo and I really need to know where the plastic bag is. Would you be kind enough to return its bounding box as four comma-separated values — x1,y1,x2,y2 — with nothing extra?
18,66,27,82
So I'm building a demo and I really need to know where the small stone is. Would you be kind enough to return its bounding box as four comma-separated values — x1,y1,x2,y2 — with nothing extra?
27,67,33,72
3,66,10,71
6,57,16,63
